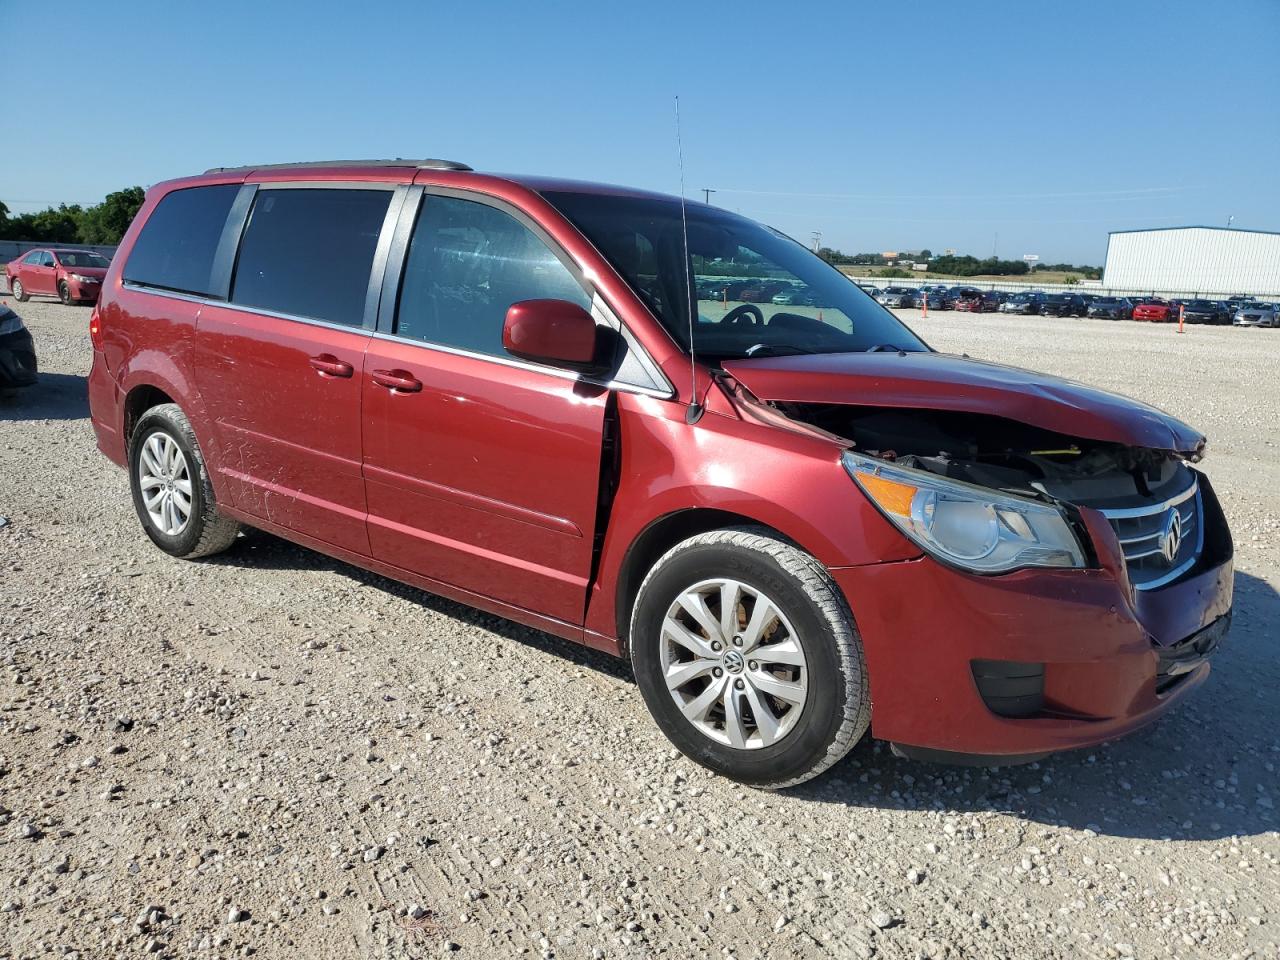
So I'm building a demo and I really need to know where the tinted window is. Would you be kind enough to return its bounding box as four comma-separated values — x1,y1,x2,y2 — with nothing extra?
124,185,239,296
231,188,391,327
22,251,42,265
395,195,590,356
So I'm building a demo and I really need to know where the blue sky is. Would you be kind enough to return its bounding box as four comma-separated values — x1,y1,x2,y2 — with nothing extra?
2,0,1276,263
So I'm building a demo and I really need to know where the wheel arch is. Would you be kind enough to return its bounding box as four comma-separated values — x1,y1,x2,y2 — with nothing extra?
123,383,176,446
613,508,794,653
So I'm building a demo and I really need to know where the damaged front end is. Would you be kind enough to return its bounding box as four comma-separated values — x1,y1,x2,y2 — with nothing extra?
717,375,1234,761
735,386,1230,597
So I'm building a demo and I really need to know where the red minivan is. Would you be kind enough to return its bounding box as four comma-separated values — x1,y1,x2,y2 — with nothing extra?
87,160,1233,787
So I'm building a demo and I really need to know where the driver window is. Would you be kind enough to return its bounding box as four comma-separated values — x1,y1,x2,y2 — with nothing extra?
41,252,56,267
693,244,854,335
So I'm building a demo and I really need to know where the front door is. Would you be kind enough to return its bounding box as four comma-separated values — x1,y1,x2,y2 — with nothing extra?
362,192,608,625
193,185,399,556
24,251,57,295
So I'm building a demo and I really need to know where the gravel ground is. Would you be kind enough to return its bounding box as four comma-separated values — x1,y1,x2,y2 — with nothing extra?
1,297,1277,960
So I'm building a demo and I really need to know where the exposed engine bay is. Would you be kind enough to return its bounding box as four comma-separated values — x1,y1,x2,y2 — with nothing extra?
768,402,1196,511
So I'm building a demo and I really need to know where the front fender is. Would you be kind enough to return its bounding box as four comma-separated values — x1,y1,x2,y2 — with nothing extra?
584,392,920,643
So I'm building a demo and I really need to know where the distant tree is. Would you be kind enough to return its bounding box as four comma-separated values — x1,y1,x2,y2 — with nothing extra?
879,267,912,278
75,187,145,244
918,248,932,259
0,187,144,244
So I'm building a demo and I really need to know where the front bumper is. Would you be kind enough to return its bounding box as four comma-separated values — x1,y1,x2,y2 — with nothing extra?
67,279,102,301
0,328,38,388
831,475,1233,760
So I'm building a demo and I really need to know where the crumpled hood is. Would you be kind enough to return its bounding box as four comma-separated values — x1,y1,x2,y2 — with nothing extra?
720,351,1205,456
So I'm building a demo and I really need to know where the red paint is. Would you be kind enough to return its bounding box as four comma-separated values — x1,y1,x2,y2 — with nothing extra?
1133,299,1178,322
721,351,1206,454
503,299,600,368
87,162,1234,762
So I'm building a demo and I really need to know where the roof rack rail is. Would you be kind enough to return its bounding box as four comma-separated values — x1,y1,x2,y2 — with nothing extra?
203,158,473,174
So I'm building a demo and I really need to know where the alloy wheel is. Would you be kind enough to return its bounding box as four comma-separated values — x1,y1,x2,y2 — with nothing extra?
138,432,193,536
659,578,809,749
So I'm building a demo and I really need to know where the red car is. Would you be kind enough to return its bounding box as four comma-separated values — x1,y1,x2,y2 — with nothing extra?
5,247,111,305
953,290,999,313
87,160,1232,787
1132,298,1178,322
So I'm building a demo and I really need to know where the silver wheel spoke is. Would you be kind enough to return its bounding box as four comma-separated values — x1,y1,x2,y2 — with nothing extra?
139,474,164,491
663,618,716,660
756,637,805,667
750,671,806,706
173,477,192,496
722,686,749,749
141,444,162,477
172,488,191,517
142,489,164,510
677,592,724,645
680,676,727,724
740,596,779,653
719,580,742,641
664,658,716,691
741,682,782,746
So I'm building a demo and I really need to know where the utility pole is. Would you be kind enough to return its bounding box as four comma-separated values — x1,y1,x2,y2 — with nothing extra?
811,231,822,253
702,188,716,205
1227,215,1234,229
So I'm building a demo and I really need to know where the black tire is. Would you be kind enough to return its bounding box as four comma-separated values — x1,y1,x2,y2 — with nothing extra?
129,403,240,559
10,277,28,302
58,281,73,305
630,526,870,789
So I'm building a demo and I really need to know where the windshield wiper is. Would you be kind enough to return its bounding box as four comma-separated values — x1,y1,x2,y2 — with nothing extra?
744,343,812,358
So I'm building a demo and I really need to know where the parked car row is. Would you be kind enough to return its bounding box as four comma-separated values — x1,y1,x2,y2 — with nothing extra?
858,282,1278,326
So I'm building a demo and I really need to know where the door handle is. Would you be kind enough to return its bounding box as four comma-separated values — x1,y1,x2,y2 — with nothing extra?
371,369,423,393
309,354,354,378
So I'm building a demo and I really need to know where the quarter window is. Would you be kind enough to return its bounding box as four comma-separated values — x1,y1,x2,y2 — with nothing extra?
395,195,590,357
124,184,240,297
231,188,392,327
22,251,42,265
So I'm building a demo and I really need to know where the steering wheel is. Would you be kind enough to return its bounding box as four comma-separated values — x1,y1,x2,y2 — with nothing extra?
723,303,764,326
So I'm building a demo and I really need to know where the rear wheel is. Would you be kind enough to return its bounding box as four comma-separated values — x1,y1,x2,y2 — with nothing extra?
10,278,28,302
631,526,870,789
129,403,240,559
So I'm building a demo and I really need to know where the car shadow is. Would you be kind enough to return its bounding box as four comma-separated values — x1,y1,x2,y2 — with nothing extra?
206,528,1277,840
0,372,89,421
789,569,1279,842
204,526,634,682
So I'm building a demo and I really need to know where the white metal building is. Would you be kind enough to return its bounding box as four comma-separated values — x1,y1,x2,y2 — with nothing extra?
1103,226,1280,297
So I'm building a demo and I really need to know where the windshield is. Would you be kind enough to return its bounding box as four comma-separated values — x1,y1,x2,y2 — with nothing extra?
544,191,927,359
1187,301,1216,309
56,251,110,268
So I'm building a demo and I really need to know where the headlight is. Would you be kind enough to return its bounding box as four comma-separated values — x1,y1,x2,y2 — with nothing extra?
843,451,1085,573
69,274,98,284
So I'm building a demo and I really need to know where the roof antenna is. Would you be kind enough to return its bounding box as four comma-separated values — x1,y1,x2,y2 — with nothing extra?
675,96,704,425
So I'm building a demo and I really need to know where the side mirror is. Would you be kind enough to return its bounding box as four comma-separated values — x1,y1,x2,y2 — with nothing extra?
503,299,604,373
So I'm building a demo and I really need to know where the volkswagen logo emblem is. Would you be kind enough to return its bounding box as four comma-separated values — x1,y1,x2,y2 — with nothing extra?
1159,509,1183,565
722,650,745,674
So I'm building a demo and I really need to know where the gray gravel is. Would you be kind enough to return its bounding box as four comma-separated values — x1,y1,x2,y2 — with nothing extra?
1,298,1277,959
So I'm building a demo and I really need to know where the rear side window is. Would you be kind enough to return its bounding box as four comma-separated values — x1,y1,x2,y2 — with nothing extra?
124,185,239,296
231,188,392,327
395,195,589,357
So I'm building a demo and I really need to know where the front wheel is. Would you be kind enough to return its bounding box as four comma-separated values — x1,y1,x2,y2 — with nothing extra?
630,527,870,789
58,281,74,305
